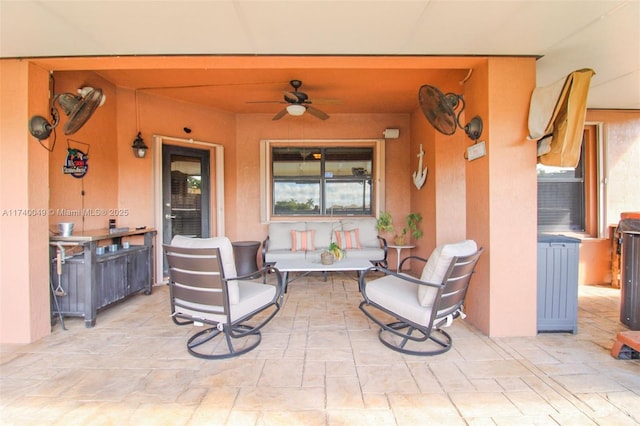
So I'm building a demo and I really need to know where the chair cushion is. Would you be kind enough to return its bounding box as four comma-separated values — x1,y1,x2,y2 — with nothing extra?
291,230,315,251
171,235,240,304
175,280,276,324
418,240,478,307
335,229,361,249
365,274,434,326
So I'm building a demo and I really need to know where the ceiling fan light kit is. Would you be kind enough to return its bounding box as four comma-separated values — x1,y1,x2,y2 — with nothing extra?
286,104,306,116
418,84,484,143
28,86,106,141
250,79,330,121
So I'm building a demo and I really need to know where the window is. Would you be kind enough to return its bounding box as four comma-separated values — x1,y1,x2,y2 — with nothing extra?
537,149,585,232
272,147,373,216
537,127,600,235
260,139,386,221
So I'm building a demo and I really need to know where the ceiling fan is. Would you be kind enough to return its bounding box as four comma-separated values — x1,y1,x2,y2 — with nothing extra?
249,80,330,121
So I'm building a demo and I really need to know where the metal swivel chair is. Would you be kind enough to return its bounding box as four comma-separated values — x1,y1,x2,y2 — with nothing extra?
359,240,483,356
164,236,283,359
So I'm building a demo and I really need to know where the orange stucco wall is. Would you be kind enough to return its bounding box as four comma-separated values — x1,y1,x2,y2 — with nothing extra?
1,61,51,343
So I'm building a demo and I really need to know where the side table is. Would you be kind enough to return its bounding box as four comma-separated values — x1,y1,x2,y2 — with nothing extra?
388,244,415,271
232,241,261,276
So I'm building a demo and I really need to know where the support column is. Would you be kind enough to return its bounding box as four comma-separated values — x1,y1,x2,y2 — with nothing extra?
0,61,52,343
464,57,538,336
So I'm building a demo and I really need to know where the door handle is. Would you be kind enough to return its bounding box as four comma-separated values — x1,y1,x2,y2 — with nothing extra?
165,214,177,220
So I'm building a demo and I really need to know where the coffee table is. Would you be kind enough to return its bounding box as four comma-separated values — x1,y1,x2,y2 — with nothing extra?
275,258,374,293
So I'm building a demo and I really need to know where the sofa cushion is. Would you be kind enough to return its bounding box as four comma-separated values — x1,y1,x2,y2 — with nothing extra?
418,240,478,307
341,218,379,248
335,229,361,249
265,249,306,264
268,222,305,251
170,235,240,305
291,230,315,251
307,221,339,249
344,247,384,261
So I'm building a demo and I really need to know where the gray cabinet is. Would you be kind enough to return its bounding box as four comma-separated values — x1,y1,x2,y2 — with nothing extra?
537,234,581,334
50,228,156,327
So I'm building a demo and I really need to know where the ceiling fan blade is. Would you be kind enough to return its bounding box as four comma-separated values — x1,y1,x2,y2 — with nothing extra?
306,106,329,120
284,91,308,103
284,91,299,103
246,100,285,104
272,108,288,120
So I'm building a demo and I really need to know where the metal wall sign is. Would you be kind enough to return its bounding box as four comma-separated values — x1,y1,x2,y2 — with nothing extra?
62,148,88,178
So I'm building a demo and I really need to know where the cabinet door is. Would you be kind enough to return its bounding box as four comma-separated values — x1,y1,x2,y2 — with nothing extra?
127,247,151,295
96,256,127,308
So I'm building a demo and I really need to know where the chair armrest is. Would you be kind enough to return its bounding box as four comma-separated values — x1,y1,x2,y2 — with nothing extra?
261,236,270,264
230,263,284,300
377,235,388,255
398,255,428,272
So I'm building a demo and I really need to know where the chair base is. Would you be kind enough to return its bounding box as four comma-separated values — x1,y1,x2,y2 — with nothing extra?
187,324,261,359
378,321,453,356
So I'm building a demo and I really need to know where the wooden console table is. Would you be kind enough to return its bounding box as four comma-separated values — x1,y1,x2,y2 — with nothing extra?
50,228,156,327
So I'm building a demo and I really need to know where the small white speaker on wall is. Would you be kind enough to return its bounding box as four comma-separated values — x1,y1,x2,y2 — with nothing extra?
383,128,400,139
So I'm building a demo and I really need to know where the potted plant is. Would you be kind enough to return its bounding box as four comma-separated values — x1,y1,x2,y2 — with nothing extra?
394,212,423,245
376,211,394,234
322,242,345,264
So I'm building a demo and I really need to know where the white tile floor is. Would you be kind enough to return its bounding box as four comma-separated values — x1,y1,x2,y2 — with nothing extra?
1,272,639,425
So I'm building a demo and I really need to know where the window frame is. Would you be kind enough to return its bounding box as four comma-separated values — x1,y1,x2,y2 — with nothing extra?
260,139,386,223
536,124,604,237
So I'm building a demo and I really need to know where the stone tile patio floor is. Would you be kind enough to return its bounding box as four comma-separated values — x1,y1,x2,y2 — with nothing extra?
1,271,639,425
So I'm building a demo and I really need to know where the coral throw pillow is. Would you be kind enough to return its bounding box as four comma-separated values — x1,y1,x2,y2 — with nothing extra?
335,229,361,250
291,230,315,251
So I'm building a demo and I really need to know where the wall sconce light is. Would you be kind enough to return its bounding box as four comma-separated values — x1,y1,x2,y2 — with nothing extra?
131,132,148,158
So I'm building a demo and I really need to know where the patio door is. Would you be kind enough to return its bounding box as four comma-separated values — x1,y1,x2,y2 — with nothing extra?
162,145,210,271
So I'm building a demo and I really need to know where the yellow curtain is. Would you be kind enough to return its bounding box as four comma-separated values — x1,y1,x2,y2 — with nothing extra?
528,68,595,167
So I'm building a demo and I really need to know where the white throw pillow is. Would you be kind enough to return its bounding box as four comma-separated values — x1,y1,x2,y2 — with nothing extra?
170,235,240,304
417,240,478,307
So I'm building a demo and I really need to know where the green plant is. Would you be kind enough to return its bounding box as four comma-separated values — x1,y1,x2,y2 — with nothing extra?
326,242,345,261
375,211,394,233
400,212,423,240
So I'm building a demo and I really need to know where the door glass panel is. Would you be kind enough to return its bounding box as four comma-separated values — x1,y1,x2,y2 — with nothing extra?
171,155,203,237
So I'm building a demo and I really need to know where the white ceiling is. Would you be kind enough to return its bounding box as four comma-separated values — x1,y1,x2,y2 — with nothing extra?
1,0,638,111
